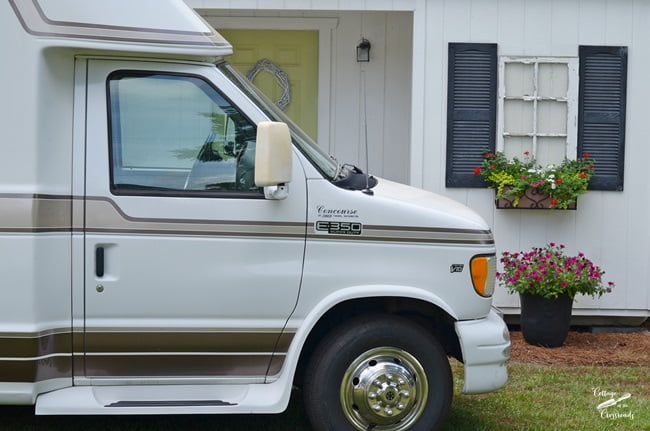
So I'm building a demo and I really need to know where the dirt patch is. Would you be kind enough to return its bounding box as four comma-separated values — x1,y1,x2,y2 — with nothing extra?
509,329,650,366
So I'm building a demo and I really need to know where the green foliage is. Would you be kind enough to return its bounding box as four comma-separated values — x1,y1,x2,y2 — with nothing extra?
475,151,595,209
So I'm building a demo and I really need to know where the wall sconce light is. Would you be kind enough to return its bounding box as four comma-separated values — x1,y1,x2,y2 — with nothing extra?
356,38,371,62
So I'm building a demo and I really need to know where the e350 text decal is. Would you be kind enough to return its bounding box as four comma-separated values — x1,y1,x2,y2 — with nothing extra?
315,221,363,235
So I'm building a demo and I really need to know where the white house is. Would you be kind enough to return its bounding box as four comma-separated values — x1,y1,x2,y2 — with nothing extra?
186,0,650,325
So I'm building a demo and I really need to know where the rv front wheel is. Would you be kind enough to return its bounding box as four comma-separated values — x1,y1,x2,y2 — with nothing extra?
303,315,452,431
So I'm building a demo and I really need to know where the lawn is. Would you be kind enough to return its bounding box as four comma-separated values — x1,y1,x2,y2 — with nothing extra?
0,363,647,431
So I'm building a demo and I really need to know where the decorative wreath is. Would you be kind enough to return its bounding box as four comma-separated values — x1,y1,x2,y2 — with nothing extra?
246,59,291,111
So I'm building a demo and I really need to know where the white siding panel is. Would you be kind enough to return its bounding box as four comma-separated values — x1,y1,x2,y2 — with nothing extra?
262,0,286,9
523,1,552,55
364,0,395,11
408,0,428,187
284,0,310,9
316,0,341,10
383,12,413,184
578,0,607,44
469,0,498,42
442,0,470,42
605,0,634,45
420,0,445,192
550,0,579,55
497,0,525,54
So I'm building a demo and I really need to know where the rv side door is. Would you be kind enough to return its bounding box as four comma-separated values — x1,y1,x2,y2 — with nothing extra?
81,59,306,383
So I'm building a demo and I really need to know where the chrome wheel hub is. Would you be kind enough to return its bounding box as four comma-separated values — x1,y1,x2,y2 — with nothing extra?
340,347,428,431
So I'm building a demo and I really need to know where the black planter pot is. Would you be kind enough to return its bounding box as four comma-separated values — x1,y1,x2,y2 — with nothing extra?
520,293,573,347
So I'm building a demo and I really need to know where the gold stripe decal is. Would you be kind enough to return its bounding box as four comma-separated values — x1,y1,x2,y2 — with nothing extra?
0,194,492,244
84,197,306,239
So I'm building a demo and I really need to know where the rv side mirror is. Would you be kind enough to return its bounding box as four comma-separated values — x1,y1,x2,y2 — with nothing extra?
255,121,292,200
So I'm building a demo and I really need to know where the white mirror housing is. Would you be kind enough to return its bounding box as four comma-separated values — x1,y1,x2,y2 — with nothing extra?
255,122,292,189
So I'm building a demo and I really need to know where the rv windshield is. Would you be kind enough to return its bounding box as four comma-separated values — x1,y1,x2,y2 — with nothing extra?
217,61,338,180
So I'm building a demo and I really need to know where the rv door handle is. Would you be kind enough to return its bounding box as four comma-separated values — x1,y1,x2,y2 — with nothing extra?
95,246,105,278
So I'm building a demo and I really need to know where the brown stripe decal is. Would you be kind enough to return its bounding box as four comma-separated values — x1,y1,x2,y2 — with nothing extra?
0,330,294,382
1,357,72,383
0,331,72,358
84,331,285,354
85,355,277,378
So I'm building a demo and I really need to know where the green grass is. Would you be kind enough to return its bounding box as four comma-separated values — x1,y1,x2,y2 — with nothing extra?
0,364,647,430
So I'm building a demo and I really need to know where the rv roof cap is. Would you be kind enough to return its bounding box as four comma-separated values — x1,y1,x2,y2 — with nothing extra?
10,0,232,58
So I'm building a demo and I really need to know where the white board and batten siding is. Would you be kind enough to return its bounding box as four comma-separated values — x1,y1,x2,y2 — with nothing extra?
188,0,650,321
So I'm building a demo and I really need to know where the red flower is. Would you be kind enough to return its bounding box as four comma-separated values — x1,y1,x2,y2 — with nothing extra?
582,152,591,158
588,164,595,171
550,199,559,206
489,164,496,169
485,152,493,159
524,151,530,156
554,178,563,184
473,167,482,175
579,172,587,179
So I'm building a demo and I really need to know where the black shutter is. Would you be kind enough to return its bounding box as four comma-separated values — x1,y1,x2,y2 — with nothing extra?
578,46,627,191
446,43,497,188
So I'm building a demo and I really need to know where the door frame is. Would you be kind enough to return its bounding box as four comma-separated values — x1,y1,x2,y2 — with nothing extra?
201,16,337,154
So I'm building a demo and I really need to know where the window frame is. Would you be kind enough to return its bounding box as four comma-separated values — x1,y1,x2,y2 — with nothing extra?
106,70,264,199
496,56,579,162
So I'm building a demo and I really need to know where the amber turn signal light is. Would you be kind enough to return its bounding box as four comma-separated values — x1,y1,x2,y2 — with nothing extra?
470,255,496,297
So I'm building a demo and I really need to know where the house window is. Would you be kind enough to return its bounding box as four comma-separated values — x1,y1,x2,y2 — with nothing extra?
446,44,628,191
497,57,578,167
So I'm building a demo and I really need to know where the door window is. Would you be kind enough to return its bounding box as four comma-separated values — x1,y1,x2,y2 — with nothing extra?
108,72,260,195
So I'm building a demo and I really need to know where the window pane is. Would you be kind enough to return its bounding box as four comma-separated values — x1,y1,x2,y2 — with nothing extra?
504,100,533,134
538,63,568,98
537,100,567,134
505,63,534,98
536,137,566,167
504,136,533,159
109,74,259,193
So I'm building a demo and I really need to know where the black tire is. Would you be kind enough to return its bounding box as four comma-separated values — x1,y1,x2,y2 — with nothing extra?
303,314,453,431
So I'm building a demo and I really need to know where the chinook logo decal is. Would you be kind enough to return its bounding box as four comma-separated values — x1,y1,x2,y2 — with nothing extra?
315,221,363,235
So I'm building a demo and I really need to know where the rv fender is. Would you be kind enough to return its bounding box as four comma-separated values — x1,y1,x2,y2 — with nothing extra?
268,285,459,403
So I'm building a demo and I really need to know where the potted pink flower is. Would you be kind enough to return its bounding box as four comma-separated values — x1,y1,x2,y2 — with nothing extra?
498,243,614,347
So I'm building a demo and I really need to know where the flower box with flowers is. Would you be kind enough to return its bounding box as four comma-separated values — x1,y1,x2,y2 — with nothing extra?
474,151,595,210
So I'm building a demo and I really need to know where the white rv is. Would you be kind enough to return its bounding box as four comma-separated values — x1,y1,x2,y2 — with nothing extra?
0,1,509,430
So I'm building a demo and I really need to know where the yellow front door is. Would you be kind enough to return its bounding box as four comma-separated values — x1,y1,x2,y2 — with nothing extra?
220,29,318,140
